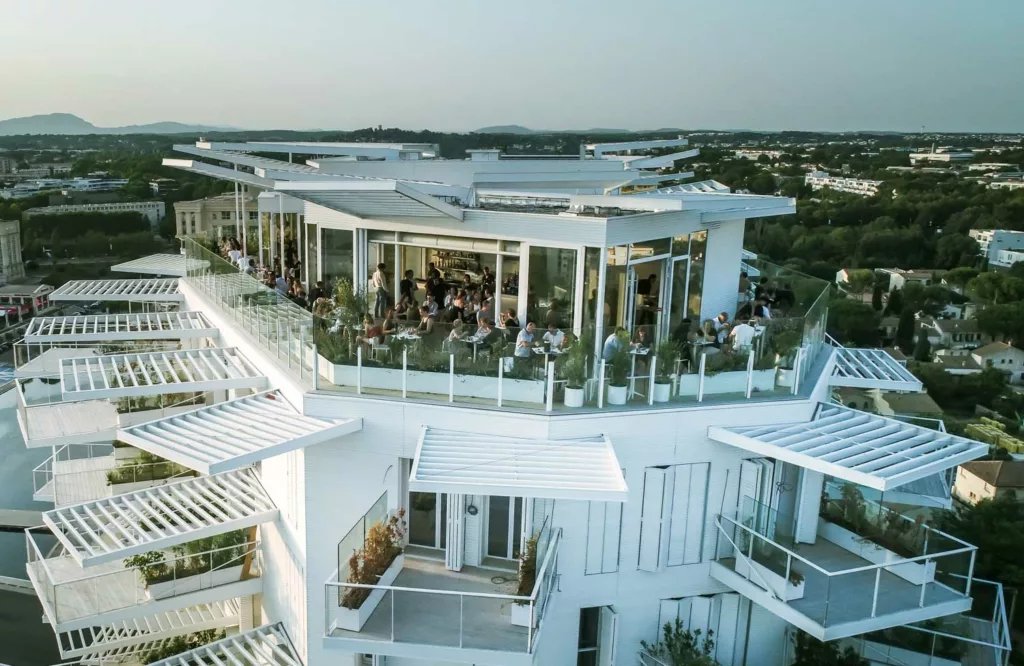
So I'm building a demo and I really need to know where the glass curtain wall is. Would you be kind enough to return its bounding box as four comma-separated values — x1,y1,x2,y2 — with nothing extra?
527,246,577,330
305,222,318,287
321,228,354,290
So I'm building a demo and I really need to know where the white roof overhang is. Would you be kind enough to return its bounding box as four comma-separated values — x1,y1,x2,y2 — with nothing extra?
17,397,119,448
43,468,278,567
707,404,988,491
830,347,924,392
410,428,628,501
620,148,701,169
110,254,209,277
24,311,218,343
118,390,362,474
50,278,182,303
143,622,301,666
172,145,319,173
162,158,274,189
275,179,464,221
59,347,267,401
14,347,103,378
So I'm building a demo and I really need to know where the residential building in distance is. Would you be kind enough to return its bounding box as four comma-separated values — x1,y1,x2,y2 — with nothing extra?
0,176,127,199
926,318,992,349
879,268,941,293
969,228,1024,264
992,248,1024,269
909,149,973,165
734,149,783,160
173,192,259,238
0,154,14,175
971,342,1024,384
953,461,1024,504
149,177,179,195
0,219,25,281
933,353,983,376
22,201,166,227
804,170,883,196
11,139,1011,666
988,174,1024,191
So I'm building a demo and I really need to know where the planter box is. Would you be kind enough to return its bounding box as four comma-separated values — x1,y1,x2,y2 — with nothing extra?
850,639,960,666
510,600,537,627
332,554,405,632
776,368,796,388
326,361,546,405
818,519,936,585
734,556,805,601
146,564,244,600
677,369,777,398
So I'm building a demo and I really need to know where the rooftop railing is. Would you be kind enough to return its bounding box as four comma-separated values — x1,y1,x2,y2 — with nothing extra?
712,496,977,635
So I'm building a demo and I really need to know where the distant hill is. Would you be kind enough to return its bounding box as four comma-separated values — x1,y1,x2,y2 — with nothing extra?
474,124,683,135
0,113,235,136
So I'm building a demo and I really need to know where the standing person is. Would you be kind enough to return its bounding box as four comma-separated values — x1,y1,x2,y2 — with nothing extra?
371,262,389,320
515,321,536,360
738,271,750,306
399,269,415,305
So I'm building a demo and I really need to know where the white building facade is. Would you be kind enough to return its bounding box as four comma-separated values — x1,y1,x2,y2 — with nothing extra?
804,171,882,197
969,228,1024,264
23,200,166,226
14,140,1012,666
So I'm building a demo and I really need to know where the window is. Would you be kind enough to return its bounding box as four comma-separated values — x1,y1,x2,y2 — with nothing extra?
249,211,257,220
585,500,622,575
527,245,577,329
221,211,231,220
577,607,600,666
321,228,354,286
638,463,710,571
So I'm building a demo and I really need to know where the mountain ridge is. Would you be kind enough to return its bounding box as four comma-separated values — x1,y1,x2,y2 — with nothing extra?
0,113,235,136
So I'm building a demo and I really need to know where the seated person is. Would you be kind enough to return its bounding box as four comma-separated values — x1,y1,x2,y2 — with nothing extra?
542,323,565,349
515,321,537,359
602,326,626,360
355,315,384,352
381,309,397,338
632,327,652,350
475,319,502,347
395,292,417,319
500,308,520,330
418,294,439,333
728,319,756,350
448,318,466,343
753,297,772,321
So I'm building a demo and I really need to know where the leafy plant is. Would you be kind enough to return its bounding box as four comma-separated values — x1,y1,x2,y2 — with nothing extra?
141,630,225,664
791,631,868,666
333,278,369,329
514,533,539,604
703,351,749,377
127,530,249,587
560,340,589,390
606,332,632,387
654,339,681,383
342,510,407,610
640,618,718,665
124,551,168,585
769,326,802,368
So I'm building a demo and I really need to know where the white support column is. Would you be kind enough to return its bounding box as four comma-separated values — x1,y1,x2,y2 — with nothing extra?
296,213,303,281
517,243,530,326
572,246,586,336
593,247,607,364
699,220,746,323
233,179,240,239
794,468,824,544
257,210,265,267
445,493,466,572
240,186,248,261
278,195,285,268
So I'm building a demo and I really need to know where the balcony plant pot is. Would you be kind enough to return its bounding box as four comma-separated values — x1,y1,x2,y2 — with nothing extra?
146,564,244,601
776,367,796,388
818,518,936,585
653,381,672,403
733,557,805,601
852,639,960,666
332,554,405,632
606,384,628,405
563,387,584,408
510,601,537,628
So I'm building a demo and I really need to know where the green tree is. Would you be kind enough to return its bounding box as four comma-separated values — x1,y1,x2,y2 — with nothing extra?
968,272,1024,305
871,284,883,311
895,307,915,354
641,618,718,666
884,288,903,316
841,269,875,298
791,632,868,666
913,331,931,362
827,298,881,347
976,302,1024,342
943,266,980,291
934,233,980,269
934,495,1024,592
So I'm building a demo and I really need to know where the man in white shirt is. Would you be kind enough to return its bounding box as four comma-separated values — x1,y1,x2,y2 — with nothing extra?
542,323,565,349
515,321,536,359
729,320,757,350
371,263,389,320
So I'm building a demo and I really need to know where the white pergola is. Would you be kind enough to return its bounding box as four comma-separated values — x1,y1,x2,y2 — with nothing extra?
707,404,988,491
17,399,119,448
50,278,183,302
43,468,278,567
59,347,267,401
410,427,628,501
111,254,210,277
58,600,240,659
24,311,218,343
830,347,923,392
145,622,301,666
14,347,104,379
118,390,362,475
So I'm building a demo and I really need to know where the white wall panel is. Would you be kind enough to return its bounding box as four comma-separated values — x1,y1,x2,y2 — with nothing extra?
699,220,745,323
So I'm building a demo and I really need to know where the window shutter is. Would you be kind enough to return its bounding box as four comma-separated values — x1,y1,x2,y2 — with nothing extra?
638,467,669,572
666,463,710,566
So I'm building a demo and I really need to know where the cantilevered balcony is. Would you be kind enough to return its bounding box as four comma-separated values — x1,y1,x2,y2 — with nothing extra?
324,529,561,665
710,497,977,641
26,526,262,632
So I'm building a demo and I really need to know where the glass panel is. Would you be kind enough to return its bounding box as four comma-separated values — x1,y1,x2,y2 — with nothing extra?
667,258,693,343
321,228,354,289
582,247,602,336
527,246,577,330
604,246,629,330
687,231,707,321
512,497,523,558
305,222,318,285
499,254,520,322
409,492,438,548
632,262,663,343
487,496,511,558
578,606,600,649
440,494,448,550
629,237,671,261
672,234,690,256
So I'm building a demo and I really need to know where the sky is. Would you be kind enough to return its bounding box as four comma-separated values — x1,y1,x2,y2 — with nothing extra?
1,0,1023,133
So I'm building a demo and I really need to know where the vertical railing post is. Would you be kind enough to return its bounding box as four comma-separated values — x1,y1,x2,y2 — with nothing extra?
648,356,656,406
356,346,362,395
546,361,554,412
497,357,503,407
919,561,929,607
965,549,976,596
312,343,319,387
871,568,881,617
745,349,754,398
698,354,706,402
459,594,464,648
791,347,803,395
402,347,408,398
598,359,606,409
449,353,455,403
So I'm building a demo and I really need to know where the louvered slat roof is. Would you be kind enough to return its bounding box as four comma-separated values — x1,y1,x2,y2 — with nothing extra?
25,311,217,343
50,278,183,302
111,254,210,277
43,468,278,567
410,427,628,501
708,404,987,491
830,347,923,392
144,623,301,666
118,390,362,475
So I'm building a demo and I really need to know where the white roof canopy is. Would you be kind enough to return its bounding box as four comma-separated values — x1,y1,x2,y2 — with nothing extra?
50,278,182,302
111,254,210,277
59,347,267,401
118,391,362,475
830,347,923,392
18,399,119,448
708,404,988,491
24,311,217,343
144,622,301,666
275,180,464,221
15,347,103,378
58,600,240,659
44,468,278,567
410,428,628,501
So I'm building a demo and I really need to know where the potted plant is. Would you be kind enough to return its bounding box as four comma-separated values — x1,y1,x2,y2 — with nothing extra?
606,332,632,405
138,531,250,599
560,341,588,407
769,326,803,387
652,340,680,403
335,510,407,632
511,534,538,627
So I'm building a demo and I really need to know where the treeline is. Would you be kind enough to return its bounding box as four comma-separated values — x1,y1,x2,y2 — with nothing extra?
20,211,156,260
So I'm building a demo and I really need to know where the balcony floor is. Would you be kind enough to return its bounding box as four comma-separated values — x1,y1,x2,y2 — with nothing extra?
53,456,115,506
717,537,967,637
28,554,145,624
328,556,530,653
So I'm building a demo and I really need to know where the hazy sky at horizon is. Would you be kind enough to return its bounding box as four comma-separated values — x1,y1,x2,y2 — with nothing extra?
2,0,1023,133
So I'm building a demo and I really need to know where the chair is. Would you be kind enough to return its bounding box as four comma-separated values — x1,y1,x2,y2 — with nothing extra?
371,341,392,363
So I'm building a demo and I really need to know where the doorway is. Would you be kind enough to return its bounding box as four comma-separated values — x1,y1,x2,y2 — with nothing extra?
408,492,448,550
486,496,524,560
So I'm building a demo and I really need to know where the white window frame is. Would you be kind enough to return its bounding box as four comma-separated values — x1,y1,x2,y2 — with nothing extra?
584,499,623,575
638,463,711,572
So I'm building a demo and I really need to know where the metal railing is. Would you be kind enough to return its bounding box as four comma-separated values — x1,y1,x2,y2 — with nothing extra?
324,528,561,654
26,527,260,626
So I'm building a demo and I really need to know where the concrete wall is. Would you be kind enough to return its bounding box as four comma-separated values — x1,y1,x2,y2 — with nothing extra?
700,221,745,324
